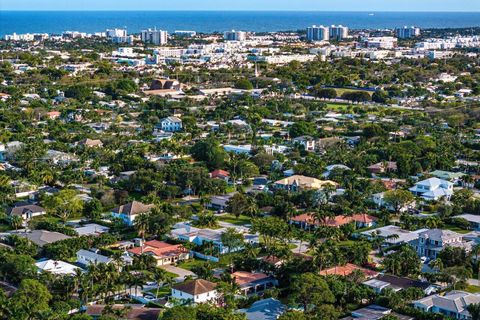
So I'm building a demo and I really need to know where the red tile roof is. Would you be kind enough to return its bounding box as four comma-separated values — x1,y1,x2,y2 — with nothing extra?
320,263,378,277
128,241,187,258
232,271,270,286
291,213,377,227
210,169,230,178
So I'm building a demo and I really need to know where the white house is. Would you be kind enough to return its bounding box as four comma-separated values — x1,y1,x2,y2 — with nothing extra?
292,136,315,151
409,177,454,201
158,116,182,132
414,291,480,319
36,259,80,276
77,249,112,267
372,192,415,212
111,201,154,226
171,279,218,304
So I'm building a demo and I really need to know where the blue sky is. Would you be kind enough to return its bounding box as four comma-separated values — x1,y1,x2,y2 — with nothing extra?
1,0,479,11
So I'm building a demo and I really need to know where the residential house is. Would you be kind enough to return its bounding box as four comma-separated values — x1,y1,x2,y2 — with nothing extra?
359,225,427,245
414,290,480,319
18,230,71,247
209,194,234,211
6,202,46,221
239,298,286,320
77,138,103,148
372,192,415,212
363,274,437,294
35,259,80,276
322,164,350,178
292,136,315,151
223,144,253,155
111,201,154,226
170,225,258,255
171,279,218,304
455,214,480,231
157,116,183,132
319,263,378,278
429,170,466,184
128,240,190,266
232,271,278,296
409,177,454,201
412,229,473,260
341,305,414,320
367,162,398,174
273,175,337,192
74,223,110,236
77,249,112,267
290,213,377,230
210,169,230,182
86,305,162,320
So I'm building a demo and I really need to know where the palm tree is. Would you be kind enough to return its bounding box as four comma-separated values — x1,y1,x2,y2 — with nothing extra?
153,268,169,298
429,258,444,273
9,215,23,231
134,213,150,251
467,303,480,320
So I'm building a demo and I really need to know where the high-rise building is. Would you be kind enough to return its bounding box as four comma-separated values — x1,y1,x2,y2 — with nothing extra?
306,25,329,41
396,26,421,39
106,28,127,38
329,25,349,41
141,29,168,45
223,30,247,41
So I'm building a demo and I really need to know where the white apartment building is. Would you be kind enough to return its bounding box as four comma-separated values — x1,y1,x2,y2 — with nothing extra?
224,30,247,41
106,28,127,38
307,25,329,41
396,26,421,39
329,25,349,40
141,29,168,45
362,37,398,49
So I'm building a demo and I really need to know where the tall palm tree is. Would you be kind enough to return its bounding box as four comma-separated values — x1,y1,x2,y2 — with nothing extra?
467,303,480,320
134,213,150,251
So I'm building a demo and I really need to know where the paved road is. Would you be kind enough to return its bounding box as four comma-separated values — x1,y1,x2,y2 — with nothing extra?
160,265,197,283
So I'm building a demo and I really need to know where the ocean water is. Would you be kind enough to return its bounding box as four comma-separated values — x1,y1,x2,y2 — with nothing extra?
0,11,480,36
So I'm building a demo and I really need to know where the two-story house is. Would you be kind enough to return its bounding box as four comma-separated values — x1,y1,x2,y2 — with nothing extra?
409,177,454,201
412,229,473,260
171,279,218,304
292,136,316,152
111,201,154,226
157,116,182,132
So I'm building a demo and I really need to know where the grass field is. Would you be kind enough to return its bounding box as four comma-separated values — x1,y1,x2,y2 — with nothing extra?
465,285,480,293
334,88,374,97
444,224,471,234
217,214,251,226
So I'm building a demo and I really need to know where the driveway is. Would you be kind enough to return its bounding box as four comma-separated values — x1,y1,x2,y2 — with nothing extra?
160,265,197,283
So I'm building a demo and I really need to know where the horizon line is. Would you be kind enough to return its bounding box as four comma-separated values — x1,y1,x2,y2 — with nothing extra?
1,9,480,13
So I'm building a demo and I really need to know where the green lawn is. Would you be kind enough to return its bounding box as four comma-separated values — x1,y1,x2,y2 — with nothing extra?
444,224,471,234
335,88,374,97
177,258,217,271
217,214,251,226
147,286,171,297
465,285,480,293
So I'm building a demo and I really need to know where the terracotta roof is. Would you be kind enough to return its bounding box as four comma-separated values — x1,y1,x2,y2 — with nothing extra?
232,271,270,286
172,279,217,295
320,263,378,277
291,213,377,227
86,305,161,320
351,213,378,224
112,201,154,216
210,169,230,178
128,241,187,257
